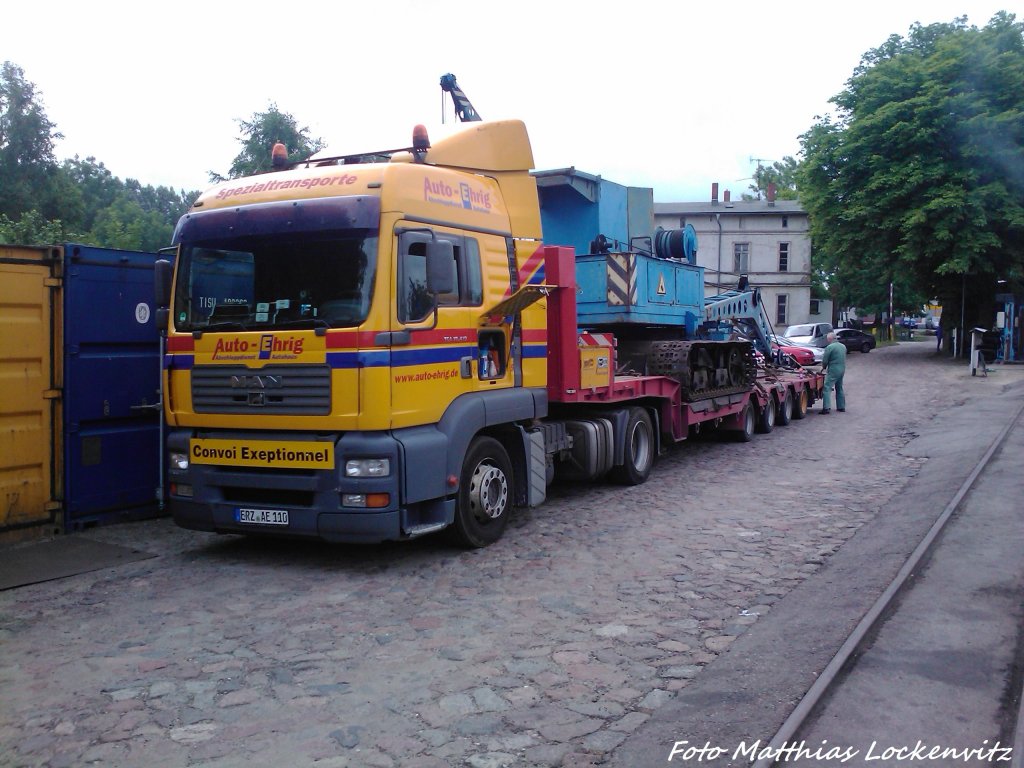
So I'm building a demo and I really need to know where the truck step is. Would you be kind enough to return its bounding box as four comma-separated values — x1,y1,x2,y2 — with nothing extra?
405,522,448,538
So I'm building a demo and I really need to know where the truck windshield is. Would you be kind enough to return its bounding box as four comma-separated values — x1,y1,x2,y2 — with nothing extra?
173,233,378,332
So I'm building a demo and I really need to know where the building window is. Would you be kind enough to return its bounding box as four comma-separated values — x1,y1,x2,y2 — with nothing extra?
810,299,820,316
733,242,750,273
779,242,790,272
782,215,789,228
776,294,788,325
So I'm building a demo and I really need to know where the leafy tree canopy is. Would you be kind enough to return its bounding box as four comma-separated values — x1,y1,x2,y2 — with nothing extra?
798,13,1024,331
743,157,800,201
0,62,198,249
212,103,325,182
0,61,62,219
0,210,76,246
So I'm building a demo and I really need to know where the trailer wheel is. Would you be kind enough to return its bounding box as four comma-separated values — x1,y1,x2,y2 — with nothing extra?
778,389,793,426
451,437,512,548
735,402,756,442
792,387,809,420
611,407,655,485
756,398,776,433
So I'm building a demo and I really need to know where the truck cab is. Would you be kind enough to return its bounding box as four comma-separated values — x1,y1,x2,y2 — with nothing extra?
160,122,549,546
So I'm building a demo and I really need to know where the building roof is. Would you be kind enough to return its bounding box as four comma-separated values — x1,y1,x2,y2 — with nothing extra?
654,200,806,216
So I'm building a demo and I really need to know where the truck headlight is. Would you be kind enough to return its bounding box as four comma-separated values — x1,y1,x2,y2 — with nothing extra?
170,452,190,471
345,458,391,477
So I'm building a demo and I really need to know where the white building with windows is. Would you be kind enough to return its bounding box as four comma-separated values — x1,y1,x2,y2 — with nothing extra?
654,187,825,331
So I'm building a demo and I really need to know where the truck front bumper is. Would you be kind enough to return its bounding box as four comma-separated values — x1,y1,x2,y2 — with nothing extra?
166,429,451,544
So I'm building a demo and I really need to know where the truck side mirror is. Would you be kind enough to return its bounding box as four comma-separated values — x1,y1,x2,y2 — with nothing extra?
425,240,455,296
155,259,173,308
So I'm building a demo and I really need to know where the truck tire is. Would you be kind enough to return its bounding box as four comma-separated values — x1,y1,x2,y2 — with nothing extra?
792,387,809,420
735,402,755,442
610,407,655,485
778,390,793,426
756,398,776,433
451,437,513,548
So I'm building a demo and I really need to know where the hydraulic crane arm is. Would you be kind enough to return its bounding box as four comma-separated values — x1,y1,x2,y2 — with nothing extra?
703,289,776,360
440,73,482,122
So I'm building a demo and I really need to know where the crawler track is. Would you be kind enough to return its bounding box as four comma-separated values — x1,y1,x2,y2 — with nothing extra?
645,340,757,401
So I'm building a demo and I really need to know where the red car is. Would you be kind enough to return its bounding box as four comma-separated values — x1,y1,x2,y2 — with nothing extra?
773,342,815,366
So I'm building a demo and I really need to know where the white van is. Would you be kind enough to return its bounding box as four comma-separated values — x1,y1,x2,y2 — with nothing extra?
783,322,834,349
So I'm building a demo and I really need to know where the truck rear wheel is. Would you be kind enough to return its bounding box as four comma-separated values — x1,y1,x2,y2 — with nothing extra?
610,407,655,485
778,390,793,426
792,387,809,420
451,437,512,548
756,398,776,433
735,402,755,442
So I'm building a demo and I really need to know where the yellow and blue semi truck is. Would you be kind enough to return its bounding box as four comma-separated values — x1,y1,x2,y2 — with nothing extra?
157,121,822,547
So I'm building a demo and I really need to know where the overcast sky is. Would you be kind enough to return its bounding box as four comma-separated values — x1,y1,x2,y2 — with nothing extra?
5,1,1012,202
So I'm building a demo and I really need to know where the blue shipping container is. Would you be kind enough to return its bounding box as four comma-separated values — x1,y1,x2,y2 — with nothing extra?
63,244,162,529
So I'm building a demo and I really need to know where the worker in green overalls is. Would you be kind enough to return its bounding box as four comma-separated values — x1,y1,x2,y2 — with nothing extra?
820,331,847,414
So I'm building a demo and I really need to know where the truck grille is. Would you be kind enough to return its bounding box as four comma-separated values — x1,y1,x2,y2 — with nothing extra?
191,365,331,415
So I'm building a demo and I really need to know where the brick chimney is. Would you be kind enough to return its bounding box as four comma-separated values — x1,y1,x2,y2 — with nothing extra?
767,183,777,206
711,182,719,206
724,189,731,203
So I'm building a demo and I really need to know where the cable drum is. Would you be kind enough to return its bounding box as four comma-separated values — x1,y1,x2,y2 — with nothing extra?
653,224,698,264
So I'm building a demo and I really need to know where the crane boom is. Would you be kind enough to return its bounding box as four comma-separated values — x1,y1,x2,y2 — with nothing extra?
703,288,777,361
440,73,482,122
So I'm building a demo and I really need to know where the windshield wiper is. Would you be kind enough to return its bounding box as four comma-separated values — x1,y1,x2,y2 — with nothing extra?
270,317,333,334
191,320,250,338
272,317,331,328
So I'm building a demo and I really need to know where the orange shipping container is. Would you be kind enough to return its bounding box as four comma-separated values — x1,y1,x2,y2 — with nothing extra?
0,245,63,542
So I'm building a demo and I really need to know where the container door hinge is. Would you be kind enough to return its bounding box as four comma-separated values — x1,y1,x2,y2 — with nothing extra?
44,277,62,288
43,389,62,400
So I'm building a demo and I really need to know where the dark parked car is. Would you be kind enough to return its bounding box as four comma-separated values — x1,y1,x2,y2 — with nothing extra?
836,328,876,353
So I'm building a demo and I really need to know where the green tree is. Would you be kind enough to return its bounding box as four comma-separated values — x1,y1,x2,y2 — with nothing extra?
51,157,196,250
0,61,62,219
212,103,325,181
0,63,197,251
799,13,1024,348
58,156,122,231
744,157,800,201
88,196,174,252
0,210,76,246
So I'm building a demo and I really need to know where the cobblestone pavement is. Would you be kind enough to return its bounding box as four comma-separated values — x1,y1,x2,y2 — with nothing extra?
1,341,1015,768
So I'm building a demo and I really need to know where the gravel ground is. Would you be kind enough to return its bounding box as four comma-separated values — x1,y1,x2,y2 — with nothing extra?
1,340,1015,768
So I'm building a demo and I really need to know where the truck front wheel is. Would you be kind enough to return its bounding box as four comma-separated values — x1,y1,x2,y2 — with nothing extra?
452,437,513,548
